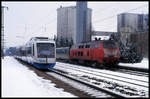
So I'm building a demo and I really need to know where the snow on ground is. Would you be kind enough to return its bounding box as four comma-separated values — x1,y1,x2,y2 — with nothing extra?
2,56,76,97
53,61,149,97
119,58,149,69
55,62,149,91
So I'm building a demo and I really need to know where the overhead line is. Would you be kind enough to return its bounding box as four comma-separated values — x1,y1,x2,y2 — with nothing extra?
93,4,148,24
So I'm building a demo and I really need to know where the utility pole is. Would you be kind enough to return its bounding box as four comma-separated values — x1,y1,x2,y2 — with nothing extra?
25,24,27,33
45,24,46,32
1,6,8,59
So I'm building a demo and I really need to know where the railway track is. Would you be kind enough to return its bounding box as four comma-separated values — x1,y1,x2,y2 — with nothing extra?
16,59,148,97
16,58,115,97
55,64,148,86
54,62,149,97
47,69,125,98
116,68,149,77
117,65,149,73
57,60,148,77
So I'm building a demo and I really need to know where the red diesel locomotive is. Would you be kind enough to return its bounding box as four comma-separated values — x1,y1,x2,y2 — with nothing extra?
69,40,120,66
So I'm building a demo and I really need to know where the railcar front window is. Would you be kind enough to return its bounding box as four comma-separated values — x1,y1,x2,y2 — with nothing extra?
37,43,55,58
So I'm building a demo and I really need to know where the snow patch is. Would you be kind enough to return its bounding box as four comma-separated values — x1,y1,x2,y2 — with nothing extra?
119,58,149,69
2,56,76,97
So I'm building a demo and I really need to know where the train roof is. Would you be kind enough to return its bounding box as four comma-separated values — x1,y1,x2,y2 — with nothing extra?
75,39,116,45
29,37,54,41
71,39,117,49
56,47,70,49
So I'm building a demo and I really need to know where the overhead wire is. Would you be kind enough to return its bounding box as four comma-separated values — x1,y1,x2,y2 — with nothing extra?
93,4,148,24
24,3,148,39
91,4,148,32
25,12,57,38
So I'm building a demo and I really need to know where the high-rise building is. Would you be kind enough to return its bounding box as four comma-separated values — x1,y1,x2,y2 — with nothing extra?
76,2,92,43
57,6,76,47
57,3,92,47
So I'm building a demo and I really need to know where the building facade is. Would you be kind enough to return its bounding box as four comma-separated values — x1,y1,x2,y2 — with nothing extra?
76,2,92,43
57,4,92,47
117,13,148,45
57,6,76,47
118,13,148,33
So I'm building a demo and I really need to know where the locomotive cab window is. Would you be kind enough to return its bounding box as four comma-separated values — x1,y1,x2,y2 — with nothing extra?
103,41,117,48
37,43,55,58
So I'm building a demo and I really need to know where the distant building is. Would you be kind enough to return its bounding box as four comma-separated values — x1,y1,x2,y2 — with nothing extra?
118,13,148,33
117,13,149,45
117,13,149,57
57,3,92,47
76,2,92,43
57,6,76,47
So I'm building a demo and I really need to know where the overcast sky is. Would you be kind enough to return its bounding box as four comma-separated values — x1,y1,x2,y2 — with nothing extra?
2,1,149,47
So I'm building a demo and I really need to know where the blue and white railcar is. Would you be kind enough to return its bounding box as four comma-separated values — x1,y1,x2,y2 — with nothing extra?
15,37,56,69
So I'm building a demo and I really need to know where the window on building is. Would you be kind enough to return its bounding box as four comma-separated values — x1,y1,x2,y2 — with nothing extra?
138,15,143,31
121,14,125,27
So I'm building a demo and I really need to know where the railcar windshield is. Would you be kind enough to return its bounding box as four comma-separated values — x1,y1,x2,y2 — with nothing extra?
103,41,118,48
37,43,55,58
